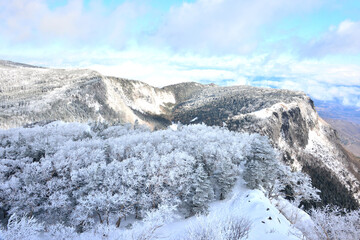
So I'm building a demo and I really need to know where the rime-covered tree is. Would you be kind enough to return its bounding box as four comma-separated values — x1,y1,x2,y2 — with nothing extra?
0,121,319,233
191,163,214,215
214,157,238,200
243,135,280,191
242,134,319,204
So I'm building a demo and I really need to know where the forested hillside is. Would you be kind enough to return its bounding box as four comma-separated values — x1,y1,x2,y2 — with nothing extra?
2,61,360,210
0,121,334,239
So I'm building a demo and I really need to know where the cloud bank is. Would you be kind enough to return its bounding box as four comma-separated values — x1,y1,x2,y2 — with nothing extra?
153,0,321,54
302,20,360,57
0,0,359,108
88,49,360,108
0,0,143,47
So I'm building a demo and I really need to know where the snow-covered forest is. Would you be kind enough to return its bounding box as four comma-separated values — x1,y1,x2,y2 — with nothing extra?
0,121,359,239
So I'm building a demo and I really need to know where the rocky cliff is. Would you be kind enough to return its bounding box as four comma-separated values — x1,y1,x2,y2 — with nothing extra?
1,61,359,209
171,85,360,209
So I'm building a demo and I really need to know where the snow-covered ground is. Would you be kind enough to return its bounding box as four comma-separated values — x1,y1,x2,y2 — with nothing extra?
150,180,307,240
36,180,311,240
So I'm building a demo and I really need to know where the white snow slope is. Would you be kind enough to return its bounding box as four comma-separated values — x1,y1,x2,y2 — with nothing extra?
0,181,313,240
155,181,309,240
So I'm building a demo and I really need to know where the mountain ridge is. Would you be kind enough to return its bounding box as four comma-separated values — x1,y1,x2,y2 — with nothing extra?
0,60,359,209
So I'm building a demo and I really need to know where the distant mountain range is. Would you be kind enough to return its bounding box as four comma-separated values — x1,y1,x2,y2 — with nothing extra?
313,100,360,157
1,60,360,210
322,118,360,157
315,99,360,124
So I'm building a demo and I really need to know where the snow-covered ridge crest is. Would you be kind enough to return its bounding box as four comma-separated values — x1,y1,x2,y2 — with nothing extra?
0,63,177,129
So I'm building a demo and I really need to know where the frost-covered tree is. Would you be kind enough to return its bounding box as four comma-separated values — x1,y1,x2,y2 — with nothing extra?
215,158,238,200
0,214,44,240
243,134,280,191
298,206,360,240
191,163,214,215
285,169,321,206
243,134,319,205
0,121,319,233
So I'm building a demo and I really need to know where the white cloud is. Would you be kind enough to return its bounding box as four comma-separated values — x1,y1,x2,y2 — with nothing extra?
153,0,321,54
0,0,357,108
302,20,360,57
83,48,359,107
0,0,143,47
89,49,242,87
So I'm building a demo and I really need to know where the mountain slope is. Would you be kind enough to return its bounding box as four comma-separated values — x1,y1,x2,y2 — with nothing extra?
0,62,177,129
0,61,359,209
323,118,360,157
172,85,360,208
158,185,308,240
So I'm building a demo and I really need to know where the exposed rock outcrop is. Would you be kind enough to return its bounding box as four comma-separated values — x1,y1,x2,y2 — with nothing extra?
171,85,360,208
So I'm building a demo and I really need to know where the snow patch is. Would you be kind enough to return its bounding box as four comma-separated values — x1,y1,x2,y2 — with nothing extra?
154,181,306,240
169,123,178,131
190,117,198,122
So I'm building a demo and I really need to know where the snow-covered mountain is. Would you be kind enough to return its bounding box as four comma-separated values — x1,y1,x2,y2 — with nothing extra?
0,121,358,240
172,85,360,209
0,60,359,210
0,60,179,129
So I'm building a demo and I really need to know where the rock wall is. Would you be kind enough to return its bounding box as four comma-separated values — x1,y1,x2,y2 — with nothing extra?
172,85,360,208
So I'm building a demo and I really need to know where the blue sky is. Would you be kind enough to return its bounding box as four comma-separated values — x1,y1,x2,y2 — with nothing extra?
0,0,359,108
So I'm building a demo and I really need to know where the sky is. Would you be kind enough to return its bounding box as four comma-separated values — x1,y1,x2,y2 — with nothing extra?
0,0,360,108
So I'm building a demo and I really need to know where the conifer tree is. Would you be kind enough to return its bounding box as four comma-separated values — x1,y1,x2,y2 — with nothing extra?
192,163,214,215
243,135,281,191
216,158,237,200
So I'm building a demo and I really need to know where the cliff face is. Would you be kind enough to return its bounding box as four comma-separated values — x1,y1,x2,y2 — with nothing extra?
1,61,359,208
171,85,360,208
